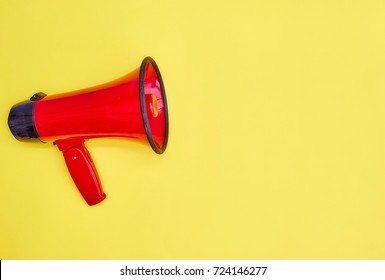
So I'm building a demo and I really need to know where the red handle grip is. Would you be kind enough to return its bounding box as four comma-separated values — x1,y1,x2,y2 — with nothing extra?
56,139,106,206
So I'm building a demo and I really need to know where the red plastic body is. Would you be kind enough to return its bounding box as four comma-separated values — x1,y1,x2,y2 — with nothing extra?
35,66,164,145
31,57,168,205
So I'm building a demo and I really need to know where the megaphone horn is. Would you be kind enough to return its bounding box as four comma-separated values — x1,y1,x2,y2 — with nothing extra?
8,56,169,206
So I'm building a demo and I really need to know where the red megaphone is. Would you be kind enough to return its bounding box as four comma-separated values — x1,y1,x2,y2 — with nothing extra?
8,57,169,206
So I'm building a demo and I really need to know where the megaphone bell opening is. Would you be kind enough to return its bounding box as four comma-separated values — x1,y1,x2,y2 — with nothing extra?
139,57,169,155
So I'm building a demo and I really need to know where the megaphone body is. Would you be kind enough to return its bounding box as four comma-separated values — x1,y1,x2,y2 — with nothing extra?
8,57,169,206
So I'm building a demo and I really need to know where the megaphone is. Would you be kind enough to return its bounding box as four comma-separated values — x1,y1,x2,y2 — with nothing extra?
8,56,169,206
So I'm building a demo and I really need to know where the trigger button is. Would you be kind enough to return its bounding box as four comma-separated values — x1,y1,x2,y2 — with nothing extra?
30,92,47,101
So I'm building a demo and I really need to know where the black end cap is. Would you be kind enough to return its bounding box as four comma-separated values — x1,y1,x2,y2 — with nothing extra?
8,102,41,142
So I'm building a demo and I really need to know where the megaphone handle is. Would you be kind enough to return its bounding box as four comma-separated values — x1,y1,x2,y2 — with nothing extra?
56,139,106,206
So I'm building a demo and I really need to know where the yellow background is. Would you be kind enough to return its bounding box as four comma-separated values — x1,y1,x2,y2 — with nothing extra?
1,0,385,259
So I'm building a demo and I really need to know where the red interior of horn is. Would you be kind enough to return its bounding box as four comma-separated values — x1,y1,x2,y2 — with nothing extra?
142,62,168,153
